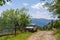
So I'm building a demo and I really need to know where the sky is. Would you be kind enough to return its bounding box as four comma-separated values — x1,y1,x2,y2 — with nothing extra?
0,0,55,19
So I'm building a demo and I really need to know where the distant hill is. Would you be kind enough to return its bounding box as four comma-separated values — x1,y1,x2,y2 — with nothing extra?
30,18,51,26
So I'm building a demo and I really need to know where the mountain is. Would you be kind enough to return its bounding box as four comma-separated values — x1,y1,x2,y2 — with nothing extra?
30,18,51,26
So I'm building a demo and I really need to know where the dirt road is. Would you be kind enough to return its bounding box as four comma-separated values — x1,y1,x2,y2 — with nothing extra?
27,31,56,40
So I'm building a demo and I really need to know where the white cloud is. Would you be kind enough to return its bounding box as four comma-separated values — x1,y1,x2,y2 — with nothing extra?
23,3,29,6
6,2,10,4
6,2,11,5
44,7,48,9
31,3,45,9
30,11,54,19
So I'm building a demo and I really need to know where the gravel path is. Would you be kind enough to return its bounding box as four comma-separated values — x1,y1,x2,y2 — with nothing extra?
27,31,56,40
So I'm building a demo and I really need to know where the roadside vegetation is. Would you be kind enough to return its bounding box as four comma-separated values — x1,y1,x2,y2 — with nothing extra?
0,7,33,40
43,20,60,40
42,0,60,40
0,32,32,40
55,29,60,40
0,3,33,39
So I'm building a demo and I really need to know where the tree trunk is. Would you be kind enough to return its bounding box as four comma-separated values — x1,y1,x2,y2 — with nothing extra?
15,26,16,36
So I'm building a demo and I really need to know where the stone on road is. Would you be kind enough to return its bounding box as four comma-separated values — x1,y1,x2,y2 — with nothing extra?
27,31,56,40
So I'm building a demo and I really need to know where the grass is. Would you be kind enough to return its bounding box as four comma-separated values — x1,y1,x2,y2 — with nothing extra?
0,32,32,40
56,33,60,40
54,29,60,40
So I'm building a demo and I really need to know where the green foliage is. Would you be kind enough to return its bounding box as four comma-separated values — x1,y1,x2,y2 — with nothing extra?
46,20,60,29
54,20,60,28
0,7,31,29
43,0,60,16
20,13,31,27
0,0,11,6
55,29,60,40
42,0,60,30
1,9,15,27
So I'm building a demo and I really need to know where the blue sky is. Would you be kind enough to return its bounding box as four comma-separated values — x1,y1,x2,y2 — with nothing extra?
0,0,55,19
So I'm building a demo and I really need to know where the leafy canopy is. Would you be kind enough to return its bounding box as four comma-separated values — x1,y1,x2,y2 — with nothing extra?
0,0,11,6
43,0,60,16
0,8,31,28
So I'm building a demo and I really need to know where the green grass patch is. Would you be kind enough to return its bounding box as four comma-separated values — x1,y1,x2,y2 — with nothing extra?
54,29,60,40
0,32,32,40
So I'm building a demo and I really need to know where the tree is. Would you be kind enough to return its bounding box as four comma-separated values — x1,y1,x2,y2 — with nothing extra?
17,8,31,32
0,0,11,6
43,0,60,16
54,20,60,28
1,7,31,35
19,12,31,31
41,0,60,29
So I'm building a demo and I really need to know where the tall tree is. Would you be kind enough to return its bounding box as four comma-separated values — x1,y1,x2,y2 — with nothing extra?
42,0,60,28
1,7,31,35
